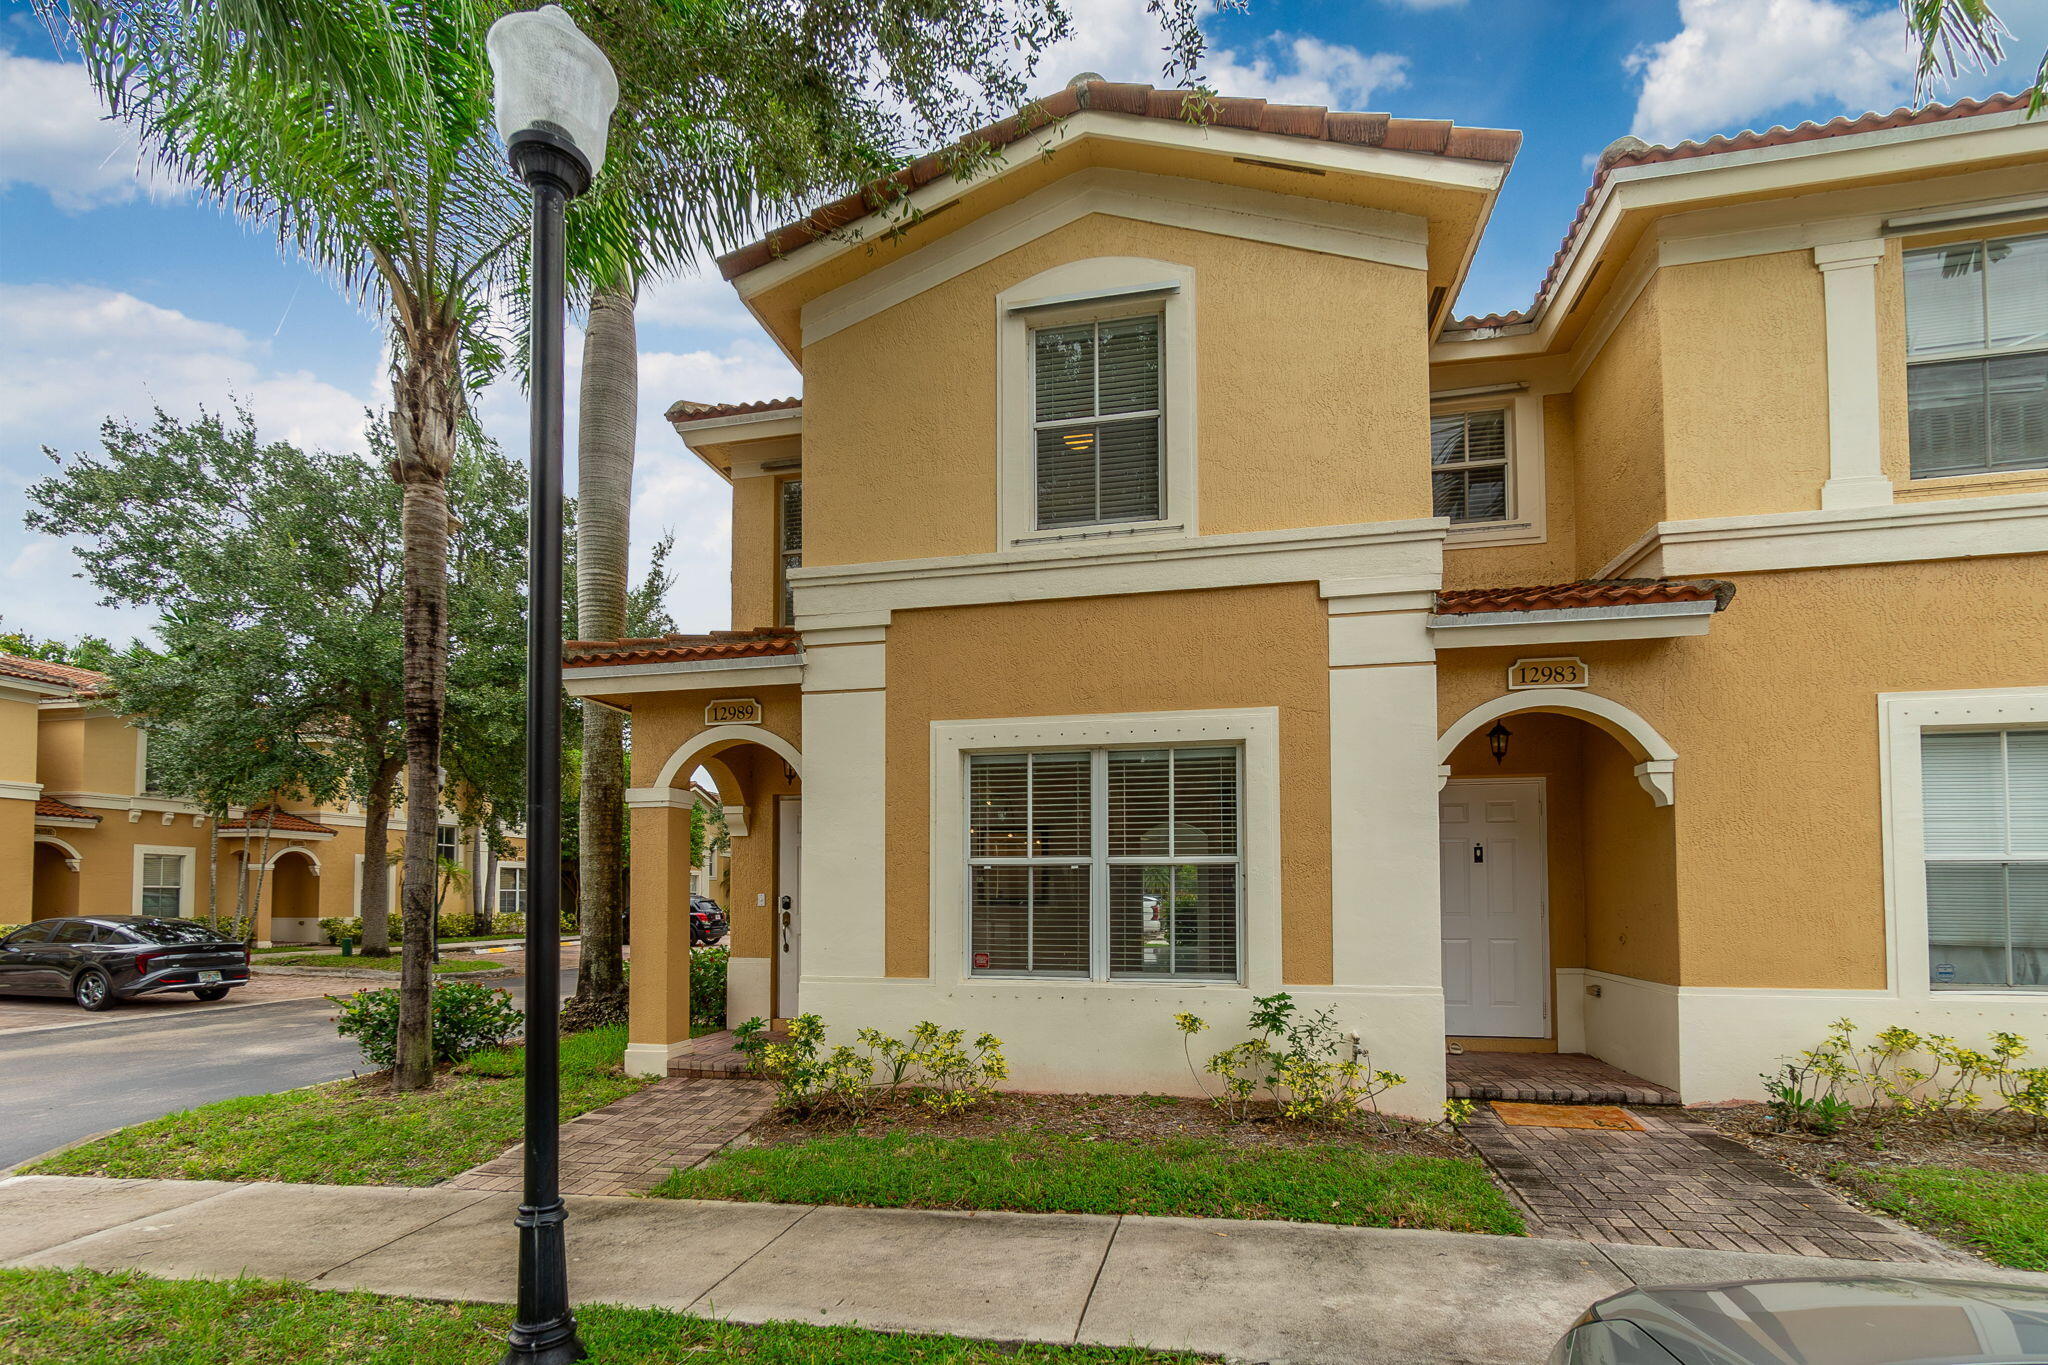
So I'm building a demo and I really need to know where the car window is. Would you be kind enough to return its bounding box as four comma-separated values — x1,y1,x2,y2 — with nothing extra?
53,922,101,944
2,923,56,946
122,919,234,945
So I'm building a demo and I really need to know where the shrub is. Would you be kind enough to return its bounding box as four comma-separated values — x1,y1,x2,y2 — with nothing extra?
318,917,359,945
1175,993,1405,1127
854,1021,1008,1115
745,1014,1007,1116
1767,1020,2048,1135
691,945,728,1029
330,980,524,1070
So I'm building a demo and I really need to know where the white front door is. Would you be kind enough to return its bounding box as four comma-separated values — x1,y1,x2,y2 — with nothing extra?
1439,778,1547,1038
776,797,801,1018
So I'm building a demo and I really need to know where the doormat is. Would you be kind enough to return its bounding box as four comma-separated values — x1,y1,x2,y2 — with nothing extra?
1491,1102,1644,1131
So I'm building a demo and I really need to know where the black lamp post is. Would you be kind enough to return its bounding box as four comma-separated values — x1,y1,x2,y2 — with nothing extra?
486,8,618,1364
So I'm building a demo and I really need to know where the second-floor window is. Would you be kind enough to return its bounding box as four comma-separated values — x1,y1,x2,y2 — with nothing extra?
1032,314,1163,530
1430,407,1511,524
779,477,802,626
141,853,185,917
1904,230,2048,479
436,824,458,867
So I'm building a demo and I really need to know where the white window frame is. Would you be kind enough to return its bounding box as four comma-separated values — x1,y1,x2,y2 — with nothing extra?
1429,390,1547,548
1879,685,2048,1000
496,863,528,918
932,708,1279,993
132,845,195,917
1901,229,2048,481
997,258,1197,548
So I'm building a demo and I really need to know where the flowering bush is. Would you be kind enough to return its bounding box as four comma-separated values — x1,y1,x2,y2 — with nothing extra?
330,980,524,1070
1175,993,1405,1127
741,1014,1008,1116
1765,1019,2048,1135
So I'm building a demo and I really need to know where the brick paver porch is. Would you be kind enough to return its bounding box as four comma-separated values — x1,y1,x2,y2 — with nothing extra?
1448,1051,1679,1106
446,1076,772,1197
1463,1105,1959,1262
667,1026,785,1079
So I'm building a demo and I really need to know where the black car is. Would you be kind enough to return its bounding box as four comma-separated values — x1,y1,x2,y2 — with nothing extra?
690,896,728,946
0,916,251,1011
1550,1275,2048,1363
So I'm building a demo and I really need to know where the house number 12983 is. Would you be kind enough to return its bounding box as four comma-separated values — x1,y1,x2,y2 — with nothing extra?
1507,658,1588,690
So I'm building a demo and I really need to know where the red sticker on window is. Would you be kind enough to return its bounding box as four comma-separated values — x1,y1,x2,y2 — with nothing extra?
973,952,990,969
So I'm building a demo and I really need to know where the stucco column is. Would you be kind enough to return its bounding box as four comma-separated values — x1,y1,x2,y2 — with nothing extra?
796,613,889,984
1322,576,1446,1111
1814,239,1895,510
622,792,695,1077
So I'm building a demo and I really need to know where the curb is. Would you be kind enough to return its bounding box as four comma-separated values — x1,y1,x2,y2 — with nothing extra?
254,965,518,982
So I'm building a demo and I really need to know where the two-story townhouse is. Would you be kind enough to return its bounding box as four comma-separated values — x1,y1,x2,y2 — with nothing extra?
564,81,2048,1111
3,652,525,944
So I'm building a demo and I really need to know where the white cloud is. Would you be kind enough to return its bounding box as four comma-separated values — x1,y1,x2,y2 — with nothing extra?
0,50,179,211
636,272,761,333
1625,0,1916,147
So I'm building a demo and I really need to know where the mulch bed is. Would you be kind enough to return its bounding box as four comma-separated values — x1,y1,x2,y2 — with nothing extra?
739,1089,1472,1159
1701,1104,2048,1181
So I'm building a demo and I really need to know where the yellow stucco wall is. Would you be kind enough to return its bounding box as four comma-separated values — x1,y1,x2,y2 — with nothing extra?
1438,554,2048,992
1569,275,1669,577
883,582,1334,983
0,699,37,785
728,472,781,631
800,213,1432,568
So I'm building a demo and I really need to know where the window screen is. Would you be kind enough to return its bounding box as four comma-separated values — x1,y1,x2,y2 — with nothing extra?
1922,729,2048,989
1032,315,1163,529
1904,233,2048,478
967,746,1241,981
1430,408,1511,524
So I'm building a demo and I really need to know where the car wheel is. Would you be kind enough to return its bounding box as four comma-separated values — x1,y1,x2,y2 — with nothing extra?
73,969,116,1011
194,986,231,1002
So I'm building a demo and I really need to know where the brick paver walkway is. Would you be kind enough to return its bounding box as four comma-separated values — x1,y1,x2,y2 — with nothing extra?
667,1026,786,1079
1464,1105,1959,1262
1449,1052,1678,1106
446,1076,772,1197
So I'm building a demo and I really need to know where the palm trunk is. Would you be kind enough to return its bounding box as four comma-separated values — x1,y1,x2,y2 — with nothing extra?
357,758,400,955
571,284,637,1021
391,338,461,1092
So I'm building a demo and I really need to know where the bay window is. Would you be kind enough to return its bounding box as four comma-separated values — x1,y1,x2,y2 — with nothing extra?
967,745,1241,981
1923,729,2047,989
1903,231,2048,478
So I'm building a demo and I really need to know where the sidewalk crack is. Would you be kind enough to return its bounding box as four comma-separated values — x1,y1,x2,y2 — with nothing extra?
1071,1215,1122,1345
684,1202,818,1316
308,1189,496,1285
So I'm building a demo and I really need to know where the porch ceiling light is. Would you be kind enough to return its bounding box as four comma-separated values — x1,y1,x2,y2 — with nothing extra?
1487,720,1512,765
488,3,620,189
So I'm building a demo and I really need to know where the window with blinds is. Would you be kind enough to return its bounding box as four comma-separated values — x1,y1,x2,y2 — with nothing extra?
1032,314,1163,530
1922,729,2047,989
141,853,184,917
1904,232,2048,479
967,746,1241,981
779,478,802,625
1430,408,1511,524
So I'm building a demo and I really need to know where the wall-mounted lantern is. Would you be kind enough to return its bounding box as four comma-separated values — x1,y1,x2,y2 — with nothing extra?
1487,721,1513,765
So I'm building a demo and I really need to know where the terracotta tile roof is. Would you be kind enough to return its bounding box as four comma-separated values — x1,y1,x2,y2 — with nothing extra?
0,652,109,695
665,396,803,425
34,795,101,823
1446,93,2030,333
216,806,338,836
563,627,802,669
716,80,1521,282
1433,578,1736,616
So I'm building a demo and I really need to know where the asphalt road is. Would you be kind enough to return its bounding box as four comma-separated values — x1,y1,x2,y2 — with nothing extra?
0,970,571,1170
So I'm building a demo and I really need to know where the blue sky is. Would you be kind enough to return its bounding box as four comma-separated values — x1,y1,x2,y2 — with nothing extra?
3,0,2044,646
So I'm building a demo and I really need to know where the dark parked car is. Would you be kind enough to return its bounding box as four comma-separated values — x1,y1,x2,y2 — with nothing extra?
0,916,251,1011
1550,1275,2048,1363
690,896,728,946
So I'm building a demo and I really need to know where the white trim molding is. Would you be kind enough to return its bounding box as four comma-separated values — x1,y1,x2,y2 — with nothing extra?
791,518,1448,620
1439,689,1678,807
1429,599,1717,649
1431,388,1549,550
801,621,888,979
131,844,198,917
996,256,1198,546
1597,492,2048,578
1813,238,1896,510
642,724,805,794
33,834,83,871
563,654,803,698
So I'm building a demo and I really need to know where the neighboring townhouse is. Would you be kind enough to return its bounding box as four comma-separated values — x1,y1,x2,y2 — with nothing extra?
563,81,2048,1108
2,653,523,943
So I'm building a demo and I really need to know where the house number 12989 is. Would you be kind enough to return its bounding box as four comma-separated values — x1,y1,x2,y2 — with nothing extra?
1507,658,1588,690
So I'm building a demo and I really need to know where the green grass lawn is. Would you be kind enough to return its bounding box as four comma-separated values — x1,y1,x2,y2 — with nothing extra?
0,1268,1210,1365
26,1027,645,1186
259,954,505,973
651,1131,1525,1235
1841,1166,2048,1270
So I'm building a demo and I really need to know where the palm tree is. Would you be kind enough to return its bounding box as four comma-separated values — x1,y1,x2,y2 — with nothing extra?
1902,1,2044,112
41,0,528,1090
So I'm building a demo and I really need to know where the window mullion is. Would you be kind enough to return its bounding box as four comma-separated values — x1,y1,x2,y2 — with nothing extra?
1090,748,1109,982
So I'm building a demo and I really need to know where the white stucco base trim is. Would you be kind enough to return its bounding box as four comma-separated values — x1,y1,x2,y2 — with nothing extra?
799,976,1449,1118
1572,968,2048,1104
727,954,772,1025
624,1042,684,1078
269,917,322,945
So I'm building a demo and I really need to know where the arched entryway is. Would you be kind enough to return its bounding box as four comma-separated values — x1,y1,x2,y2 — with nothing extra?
262,849,322,943
32,837,81,920
1435,690,1680,1085
624,723,802,1077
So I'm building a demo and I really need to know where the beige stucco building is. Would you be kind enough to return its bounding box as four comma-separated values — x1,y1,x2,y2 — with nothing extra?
3,654,525,944
565,83,2048,1110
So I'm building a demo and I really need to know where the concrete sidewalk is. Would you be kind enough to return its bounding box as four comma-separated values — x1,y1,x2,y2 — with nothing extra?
5,1176,2045,1365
